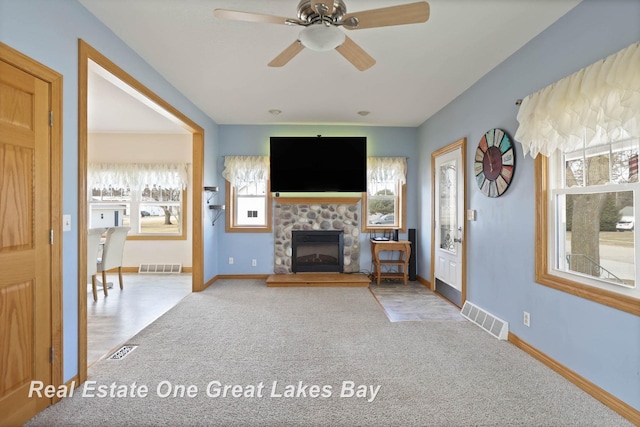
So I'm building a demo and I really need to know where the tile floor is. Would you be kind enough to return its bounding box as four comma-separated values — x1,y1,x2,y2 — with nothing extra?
369,280,464,322
88,275,462,365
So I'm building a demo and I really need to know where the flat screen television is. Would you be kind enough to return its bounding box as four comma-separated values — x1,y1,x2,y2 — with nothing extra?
269,136,367,192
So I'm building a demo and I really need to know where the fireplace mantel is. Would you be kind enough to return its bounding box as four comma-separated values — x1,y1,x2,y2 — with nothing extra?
274,197,361,205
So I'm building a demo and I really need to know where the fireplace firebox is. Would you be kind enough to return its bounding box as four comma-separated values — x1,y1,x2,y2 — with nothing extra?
291,230,344,273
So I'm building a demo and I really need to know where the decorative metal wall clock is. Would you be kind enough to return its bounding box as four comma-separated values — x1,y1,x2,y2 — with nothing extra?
474,128,515,197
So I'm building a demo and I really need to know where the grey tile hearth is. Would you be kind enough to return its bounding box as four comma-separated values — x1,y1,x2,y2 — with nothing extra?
369,281,464,322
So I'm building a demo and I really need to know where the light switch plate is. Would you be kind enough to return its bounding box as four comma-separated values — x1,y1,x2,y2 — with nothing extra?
467,210,477,221
63,214,71,231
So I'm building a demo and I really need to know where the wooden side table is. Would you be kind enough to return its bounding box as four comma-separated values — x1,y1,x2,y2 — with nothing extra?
371,240,412,285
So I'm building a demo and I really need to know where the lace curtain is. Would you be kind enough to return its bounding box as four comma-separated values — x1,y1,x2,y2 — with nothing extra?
222,156,269,188
367,157,407,185
88,163,189,191
515,40,640,158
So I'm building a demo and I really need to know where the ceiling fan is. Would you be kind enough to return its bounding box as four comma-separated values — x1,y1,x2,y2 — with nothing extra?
214,0,430,71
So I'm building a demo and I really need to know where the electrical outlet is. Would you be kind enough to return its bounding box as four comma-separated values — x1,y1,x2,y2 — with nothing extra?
251,259,257,267
228,257,234,265
523,311,530,327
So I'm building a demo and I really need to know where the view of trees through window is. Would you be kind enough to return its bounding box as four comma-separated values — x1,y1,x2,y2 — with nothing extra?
140,185,182,232
559,141,637,287
90,184,182,234
367,184,398,227
369,189,395,214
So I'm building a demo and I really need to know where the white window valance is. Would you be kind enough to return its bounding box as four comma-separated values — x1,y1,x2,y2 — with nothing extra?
222,156,269,188
515,40,640,158
88,163,189,191
367,157,407,185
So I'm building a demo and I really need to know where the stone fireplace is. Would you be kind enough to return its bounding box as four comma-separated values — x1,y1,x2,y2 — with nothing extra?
273,198,360,274
292,230,344,273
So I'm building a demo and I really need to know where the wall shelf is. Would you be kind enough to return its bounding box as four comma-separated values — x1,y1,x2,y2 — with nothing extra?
209,204,225,226
204,187,222,225
204,186,219,204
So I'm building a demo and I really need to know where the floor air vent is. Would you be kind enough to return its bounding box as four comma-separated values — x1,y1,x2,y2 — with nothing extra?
107,345,138,360
461,301,509,340
138,264,182,273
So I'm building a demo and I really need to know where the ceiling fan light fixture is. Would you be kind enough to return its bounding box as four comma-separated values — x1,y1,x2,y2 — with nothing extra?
299,24,345,51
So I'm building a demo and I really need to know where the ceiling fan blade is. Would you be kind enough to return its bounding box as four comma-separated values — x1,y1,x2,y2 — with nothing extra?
268,41,305,67
342,2,430,30
214,9,302,26
311,0,334,17
335,36,376,71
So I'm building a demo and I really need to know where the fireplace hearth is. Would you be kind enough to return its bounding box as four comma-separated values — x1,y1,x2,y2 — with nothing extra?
292,230,344,273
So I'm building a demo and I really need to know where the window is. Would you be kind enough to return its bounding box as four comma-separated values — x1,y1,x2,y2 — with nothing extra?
518,41,640,315
223,156,272,232
544,139,639,303
363,157,407,232
88,163,188,239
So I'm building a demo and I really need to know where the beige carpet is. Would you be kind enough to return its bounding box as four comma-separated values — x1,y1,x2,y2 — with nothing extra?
27,279,631,426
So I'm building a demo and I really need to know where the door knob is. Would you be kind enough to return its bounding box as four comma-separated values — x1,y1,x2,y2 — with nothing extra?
454,227,463,243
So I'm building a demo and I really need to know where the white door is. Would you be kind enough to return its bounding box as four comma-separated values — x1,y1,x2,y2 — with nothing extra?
432,140,466,306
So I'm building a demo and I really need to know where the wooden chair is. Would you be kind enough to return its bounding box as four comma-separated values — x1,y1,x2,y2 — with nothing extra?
88,228,106,301
97,226,130,297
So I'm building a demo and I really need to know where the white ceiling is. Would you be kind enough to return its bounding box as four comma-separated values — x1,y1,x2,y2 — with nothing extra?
88,62,190,133
80,0,581,131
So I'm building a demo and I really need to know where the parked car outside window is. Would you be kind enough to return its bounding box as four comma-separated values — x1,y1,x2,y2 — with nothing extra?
373,214,395,224
616,217,634,231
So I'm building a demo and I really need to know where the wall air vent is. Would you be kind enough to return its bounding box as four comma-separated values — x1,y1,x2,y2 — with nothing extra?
138,264,182,273
460,301,509,340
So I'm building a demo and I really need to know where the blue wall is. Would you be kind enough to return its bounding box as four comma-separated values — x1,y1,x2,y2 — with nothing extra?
417,0,640,411
217,125,418,275
1,0,638,415
0,0,220,381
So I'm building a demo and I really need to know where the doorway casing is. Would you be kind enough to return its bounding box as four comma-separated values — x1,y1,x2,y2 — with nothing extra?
78,39,205,382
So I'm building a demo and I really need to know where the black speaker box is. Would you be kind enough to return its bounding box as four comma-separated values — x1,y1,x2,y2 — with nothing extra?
408,228,417,281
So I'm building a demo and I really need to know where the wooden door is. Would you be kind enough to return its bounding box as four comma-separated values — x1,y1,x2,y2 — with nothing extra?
0,57,53,425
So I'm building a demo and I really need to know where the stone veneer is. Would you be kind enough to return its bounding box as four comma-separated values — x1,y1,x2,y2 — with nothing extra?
273,199,360,274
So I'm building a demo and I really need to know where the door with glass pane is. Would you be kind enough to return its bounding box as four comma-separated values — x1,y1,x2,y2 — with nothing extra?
432,139,466,307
